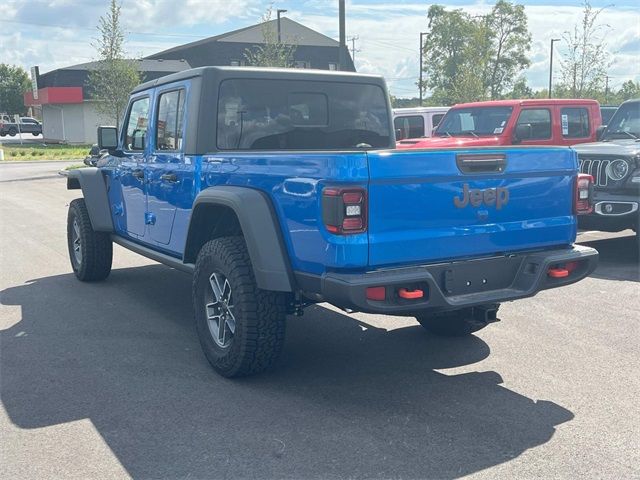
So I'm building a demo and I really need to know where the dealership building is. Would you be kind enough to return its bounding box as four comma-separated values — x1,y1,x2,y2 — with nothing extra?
24,18,355,144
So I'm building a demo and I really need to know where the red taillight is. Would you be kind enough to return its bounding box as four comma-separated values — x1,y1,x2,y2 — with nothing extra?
322,186,367,235
575,173,593,215
366,286,386,301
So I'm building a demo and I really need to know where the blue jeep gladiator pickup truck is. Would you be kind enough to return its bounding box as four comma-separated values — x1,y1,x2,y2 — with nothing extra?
66,66,598,377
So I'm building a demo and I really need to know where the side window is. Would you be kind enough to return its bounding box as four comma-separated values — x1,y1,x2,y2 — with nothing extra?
156,90,185,151
124,97,150,151
432,113,445,128
393,115,425,139
516,109,551,139
561,107,590,138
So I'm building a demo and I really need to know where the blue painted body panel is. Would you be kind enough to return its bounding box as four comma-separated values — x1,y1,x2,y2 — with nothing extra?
104,76,580,279
198,152,369,274
367,148,578,267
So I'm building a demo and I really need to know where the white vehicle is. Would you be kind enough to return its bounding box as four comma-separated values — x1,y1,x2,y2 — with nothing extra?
393,106,450,140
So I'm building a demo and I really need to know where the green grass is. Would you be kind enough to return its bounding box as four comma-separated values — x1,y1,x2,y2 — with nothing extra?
64,163,88,170
0,143,91,161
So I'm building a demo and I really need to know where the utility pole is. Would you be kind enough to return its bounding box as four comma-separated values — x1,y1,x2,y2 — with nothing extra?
277,9,287,43
605,75,610,103
548,38,561,98
338,0,346,70
419,32,427,106
348,35,360,64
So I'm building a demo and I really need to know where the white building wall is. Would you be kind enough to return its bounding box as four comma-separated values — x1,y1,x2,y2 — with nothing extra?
42,102,113,144
82,102,114,144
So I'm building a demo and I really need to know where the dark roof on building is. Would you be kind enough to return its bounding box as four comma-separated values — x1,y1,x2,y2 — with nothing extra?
146,17,355,72
37,59,191,97
56,59,190,73
151,18,339,58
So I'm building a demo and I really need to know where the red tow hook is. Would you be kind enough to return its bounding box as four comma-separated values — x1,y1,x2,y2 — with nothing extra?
398,288,424,299
547,267,569,278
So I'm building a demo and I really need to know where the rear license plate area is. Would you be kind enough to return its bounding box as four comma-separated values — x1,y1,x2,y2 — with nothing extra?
434,256,523,296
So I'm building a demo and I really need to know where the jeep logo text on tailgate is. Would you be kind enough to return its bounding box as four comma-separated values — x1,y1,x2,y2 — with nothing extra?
454,184,509,210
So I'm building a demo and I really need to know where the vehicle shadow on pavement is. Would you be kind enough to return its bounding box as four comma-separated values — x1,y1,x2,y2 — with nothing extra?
580,234,639,282
1,265,573,479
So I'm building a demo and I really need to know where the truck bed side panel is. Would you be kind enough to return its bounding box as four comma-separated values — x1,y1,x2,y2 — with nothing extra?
199,152,369,274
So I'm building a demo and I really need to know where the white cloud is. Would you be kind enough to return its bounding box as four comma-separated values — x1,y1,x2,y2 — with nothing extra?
295,1,640,97
1,0,638,98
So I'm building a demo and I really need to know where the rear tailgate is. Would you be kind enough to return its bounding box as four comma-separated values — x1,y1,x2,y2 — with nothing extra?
367,147,577,268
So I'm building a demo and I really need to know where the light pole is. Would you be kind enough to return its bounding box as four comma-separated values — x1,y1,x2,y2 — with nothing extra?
419,32,427,106
548,38,561,98
277,9,287,43
338,0,346,71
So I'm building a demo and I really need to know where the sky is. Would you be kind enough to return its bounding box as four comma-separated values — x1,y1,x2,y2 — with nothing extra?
1,0,638,98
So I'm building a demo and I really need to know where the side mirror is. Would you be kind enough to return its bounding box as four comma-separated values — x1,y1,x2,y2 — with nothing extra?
395,128,405,141
596,125,606,141
513,123,532,143
97,126,118,150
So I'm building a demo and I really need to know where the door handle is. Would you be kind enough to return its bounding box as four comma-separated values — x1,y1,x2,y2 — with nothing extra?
160,173,178,183
132,169,144,179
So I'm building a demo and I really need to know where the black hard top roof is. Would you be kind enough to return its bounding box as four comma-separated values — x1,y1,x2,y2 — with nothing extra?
131,66,385,94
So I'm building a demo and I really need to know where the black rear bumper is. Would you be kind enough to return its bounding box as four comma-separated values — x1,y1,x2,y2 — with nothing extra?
296,245,598,315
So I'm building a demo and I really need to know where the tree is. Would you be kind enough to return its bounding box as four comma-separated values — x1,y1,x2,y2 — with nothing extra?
506,77,534,99
421,2,532,104
559,1,611,98
616,80,640,102
87,0,140,128
421,6,477,105
485,1,531,99
0,64,30,115
244,6,297,68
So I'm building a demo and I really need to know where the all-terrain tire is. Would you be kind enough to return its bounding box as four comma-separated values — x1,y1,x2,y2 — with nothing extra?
193,236,288,378
416,305,499,337
67,198,113,281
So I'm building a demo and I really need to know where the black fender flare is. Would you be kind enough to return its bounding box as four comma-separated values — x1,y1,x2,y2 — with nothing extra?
67,168,113,232
185,186,294,292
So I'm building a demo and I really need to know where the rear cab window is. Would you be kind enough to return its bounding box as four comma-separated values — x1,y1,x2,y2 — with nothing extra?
155,89,186,151
561,107,590,138
394,115,425,139
216,79,391,150
432,113,445,127
124,97,150,151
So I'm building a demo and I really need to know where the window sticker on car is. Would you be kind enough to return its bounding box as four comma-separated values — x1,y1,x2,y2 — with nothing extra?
494,127,504,134
562,114,569,135
500,120,506,126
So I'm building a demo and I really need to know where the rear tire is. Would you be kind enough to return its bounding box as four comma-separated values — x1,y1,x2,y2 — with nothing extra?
32,132,39,136
67,198,113,281
193,236,288,378
8,127,17,137
416,305,499,336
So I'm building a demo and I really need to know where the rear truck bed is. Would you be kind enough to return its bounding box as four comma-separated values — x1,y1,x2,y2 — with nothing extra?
298,146,598,314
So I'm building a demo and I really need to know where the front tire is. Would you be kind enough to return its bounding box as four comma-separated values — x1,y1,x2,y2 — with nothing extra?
67,198,113,281
193,237,287,378
416,305,499,336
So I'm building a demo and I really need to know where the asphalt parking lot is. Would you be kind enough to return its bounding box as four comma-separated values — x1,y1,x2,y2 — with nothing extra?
1,162,639,479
